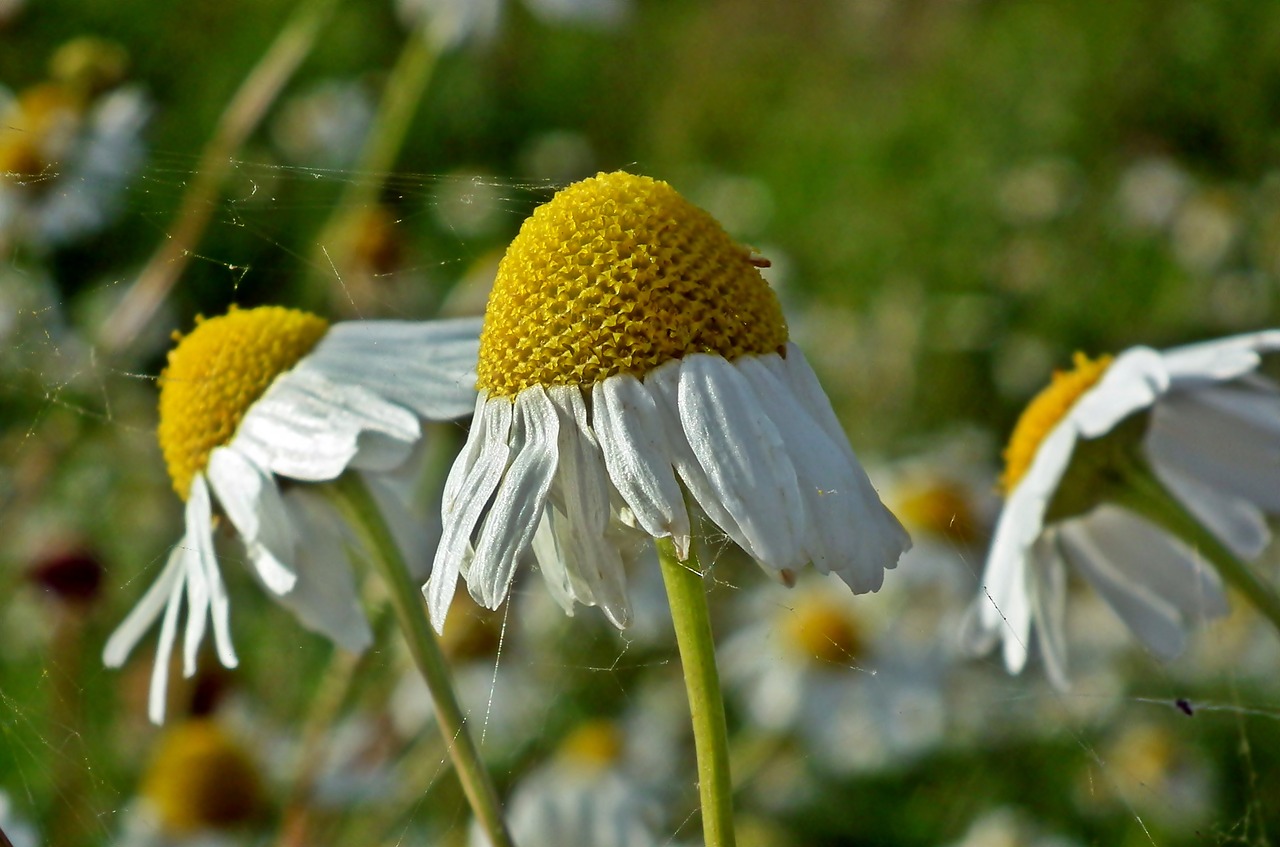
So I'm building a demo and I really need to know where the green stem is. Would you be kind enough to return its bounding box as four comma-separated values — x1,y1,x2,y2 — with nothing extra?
326,473,513,847
309,21,439,293
1114,460,1280,638
656,537,736,847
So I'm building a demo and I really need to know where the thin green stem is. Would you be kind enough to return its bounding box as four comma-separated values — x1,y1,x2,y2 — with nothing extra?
309,22,439,294
326,473,513,847
656,537,736,847
1114,460,1280,638
101,0,340,353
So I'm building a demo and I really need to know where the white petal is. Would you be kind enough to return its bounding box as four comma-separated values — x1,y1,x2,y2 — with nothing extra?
180,486,212,677
1071,346,1168,438
103,543,185,668
546,385,631,626
300,317,481,420
272,489,374,653
676,355,806,571
470,386,560,609
644,362,752,555
187,475,238,670
427,395,512,630
1058,518,1188,659
1147,386,1280,513
774,343,860,464
737,355,908,592
1148,456,1270,560
148,564,189,725
206,447,298,594
1074,505,1229,619
532,509,579,616
981,421,1077,631
592,375,690,553
1028,537,1069,689
1162,329,1280,385
231,368,420,481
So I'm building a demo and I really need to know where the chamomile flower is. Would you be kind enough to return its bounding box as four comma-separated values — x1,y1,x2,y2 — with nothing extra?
104,305,480,722
967,331,1280,685
427,171,910,631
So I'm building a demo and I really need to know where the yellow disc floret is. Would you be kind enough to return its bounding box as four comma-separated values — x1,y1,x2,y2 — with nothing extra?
557,719,625,769
157,305,329,498
1000,351,1113,494
140,719,264,835
477,171,789,396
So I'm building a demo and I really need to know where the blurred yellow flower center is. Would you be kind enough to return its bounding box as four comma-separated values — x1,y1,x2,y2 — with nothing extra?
140,719,263,835
477,171,789,397
781,596,863,666
157,305,329,498
894,479,979,544
1001,352,1113,494
557,719,624,768
0,83,81,179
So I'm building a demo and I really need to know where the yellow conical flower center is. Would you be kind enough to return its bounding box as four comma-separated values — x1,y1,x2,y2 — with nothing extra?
781,596,864,666
557,719,625,768
477,171,789,397
157,305,329,498
1000,352,1113,494
894,479,979,544
140,719,263,835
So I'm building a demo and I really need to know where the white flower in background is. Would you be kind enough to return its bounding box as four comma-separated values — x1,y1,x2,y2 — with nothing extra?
721,573,948,776
470,719,665,847
426,171,909,631
0,38,148,254
967,331,1280,685
396,0,627,50
104,305,480,722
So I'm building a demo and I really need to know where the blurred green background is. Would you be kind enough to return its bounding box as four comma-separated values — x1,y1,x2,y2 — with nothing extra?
4,0,1280,845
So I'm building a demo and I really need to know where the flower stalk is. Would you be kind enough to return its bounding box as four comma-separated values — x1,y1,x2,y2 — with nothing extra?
657,536,737,847
326,472,513,847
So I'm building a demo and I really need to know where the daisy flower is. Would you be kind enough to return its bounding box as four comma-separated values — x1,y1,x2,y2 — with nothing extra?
967,331,1280,685
104,305,480,722
426,171,910,631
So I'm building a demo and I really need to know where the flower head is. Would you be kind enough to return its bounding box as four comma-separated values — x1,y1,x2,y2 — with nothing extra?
967,331,1280,684
105,305,480,722
428,171,909,631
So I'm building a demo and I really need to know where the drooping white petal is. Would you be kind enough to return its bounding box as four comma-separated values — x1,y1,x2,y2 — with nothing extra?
271,489,374,654
1147,386,1280,513
545,385,630,626
299,317,482,420
737,355,908,593
532,509,580,616
980,421,1077,631
676,354,807,572
180,482,212,677
148,564,188,725
1071,346,1168,438
997,529,1035,676
1161,329,1280,385
470,386,560,609
1075,505,1229,620
231,368,420,482
427,395,513,629
774,343,861,465
206,447,298,594
1028,537,1069,690
187,474,238,670
644,362,752,557
1058,519,1187,659
1148,456,1271,560
592,375,690,555
103,543,185,668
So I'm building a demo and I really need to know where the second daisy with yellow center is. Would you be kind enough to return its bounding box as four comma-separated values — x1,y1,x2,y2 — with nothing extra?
428,170,909,629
